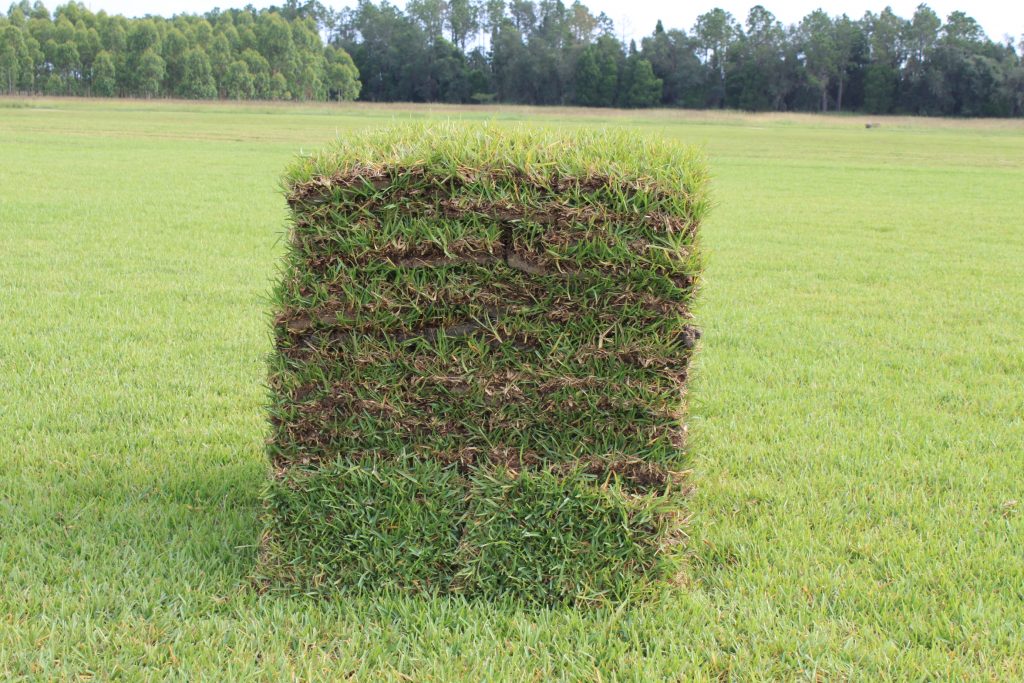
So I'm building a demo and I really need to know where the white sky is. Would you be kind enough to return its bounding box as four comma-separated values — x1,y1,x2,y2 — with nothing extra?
79,0,1024,44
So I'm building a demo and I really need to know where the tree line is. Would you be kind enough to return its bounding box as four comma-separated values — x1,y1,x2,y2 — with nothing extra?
334,0,1021,115
0,1,360,100
2,1,1022,116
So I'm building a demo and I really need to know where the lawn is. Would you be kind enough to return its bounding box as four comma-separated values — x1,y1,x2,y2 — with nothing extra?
1,98,1022,680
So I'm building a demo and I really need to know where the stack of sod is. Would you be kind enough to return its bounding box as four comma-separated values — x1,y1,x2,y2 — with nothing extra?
262,123,709,604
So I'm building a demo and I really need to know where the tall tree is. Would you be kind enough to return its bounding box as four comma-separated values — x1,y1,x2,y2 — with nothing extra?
179,46,215,98
902,3,941,111
830,15,863,111
573,32,619,106
406,0,445,45
618,41,661,107
91,47,115,95
641,21,702,107
208,31,231,95
799,9,837,111
240,47,271,97
126,18,159,95
338,0,428,101
223,58,253,98
861,7,906,113
727,6,787,110
446,0,480,50
489,17,530,102
0,24,30,93
324,43,360,100
136,47,164,97
693,8,739,107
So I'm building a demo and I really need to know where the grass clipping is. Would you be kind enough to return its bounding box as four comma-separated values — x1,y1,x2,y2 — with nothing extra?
262,123,709,605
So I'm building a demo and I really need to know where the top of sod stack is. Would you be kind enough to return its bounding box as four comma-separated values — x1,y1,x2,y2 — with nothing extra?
283,123,709,227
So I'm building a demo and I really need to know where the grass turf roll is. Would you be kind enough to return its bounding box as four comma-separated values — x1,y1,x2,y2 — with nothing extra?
261,123,709,604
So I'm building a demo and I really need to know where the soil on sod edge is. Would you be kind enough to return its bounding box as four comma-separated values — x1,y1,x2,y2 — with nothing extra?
260,124,709,604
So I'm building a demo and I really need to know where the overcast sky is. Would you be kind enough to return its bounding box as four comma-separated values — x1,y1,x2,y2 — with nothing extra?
78,0,1024,44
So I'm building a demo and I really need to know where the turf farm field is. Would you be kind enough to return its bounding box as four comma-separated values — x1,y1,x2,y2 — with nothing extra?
1,98,1022,680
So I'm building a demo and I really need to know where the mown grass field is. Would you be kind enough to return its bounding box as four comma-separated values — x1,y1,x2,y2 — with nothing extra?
1,98,1022,680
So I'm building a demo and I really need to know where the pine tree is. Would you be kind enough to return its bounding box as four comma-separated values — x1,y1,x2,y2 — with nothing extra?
618,50,662,107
